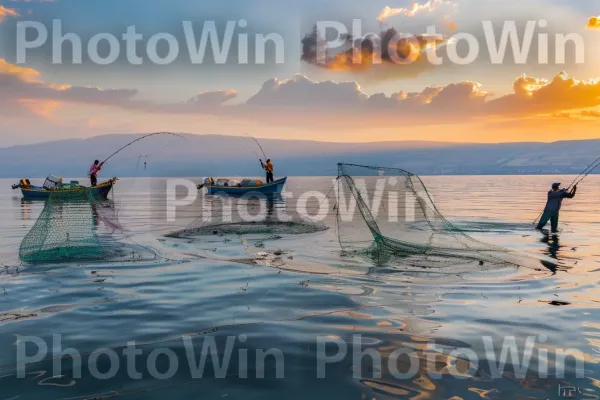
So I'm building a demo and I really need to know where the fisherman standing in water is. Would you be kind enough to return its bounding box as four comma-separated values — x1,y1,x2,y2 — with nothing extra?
89,160,104,187
260,159,274,183
536,182,577,233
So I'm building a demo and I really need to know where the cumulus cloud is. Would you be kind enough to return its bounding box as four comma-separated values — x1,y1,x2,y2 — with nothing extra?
0,59,139,115
298,0,456,82
0,59,40,82
0,59,237,117
301,26,445,81
3,57,600,132
378,0,455,22
552,109,600,119
487,72,600,115
587,16,600,28
553,111,572,119
580,109,600,118
245,75,482,114
0,5,19,23
238,73,492,129
237,72,600,129
246,74,368,108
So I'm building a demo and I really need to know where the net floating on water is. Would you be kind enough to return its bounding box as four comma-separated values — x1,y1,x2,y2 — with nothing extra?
166,196,328,239
19,190,155,264
167,219,327,238
336,163,544,275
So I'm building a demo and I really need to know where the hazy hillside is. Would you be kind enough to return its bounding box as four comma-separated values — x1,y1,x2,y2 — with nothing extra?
0,133,598,179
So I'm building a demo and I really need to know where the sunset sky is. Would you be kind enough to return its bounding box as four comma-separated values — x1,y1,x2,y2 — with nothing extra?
1,0,600,145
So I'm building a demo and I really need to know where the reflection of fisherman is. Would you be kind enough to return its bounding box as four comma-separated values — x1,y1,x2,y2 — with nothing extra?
20,198,31,221
540,231,560,260
91,203,99,227
266,196,275,220
260,159,274,183
536,182,577,233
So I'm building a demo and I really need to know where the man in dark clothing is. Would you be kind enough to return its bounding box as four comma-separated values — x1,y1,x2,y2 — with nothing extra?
536,182,577,233
260,159,274,183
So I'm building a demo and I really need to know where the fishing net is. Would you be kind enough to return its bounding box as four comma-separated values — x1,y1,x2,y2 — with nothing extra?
335,163,543,275
166,194,328,239
19,190,155,264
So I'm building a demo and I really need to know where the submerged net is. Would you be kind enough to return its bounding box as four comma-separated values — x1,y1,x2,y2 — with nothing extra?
336,163,542,275
19,190,155,264
167,194,327,239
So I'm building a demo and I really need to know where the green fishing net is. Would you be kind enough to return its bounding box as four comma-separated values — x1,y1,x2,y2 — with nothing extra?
19,190,155,264
335,163,543,275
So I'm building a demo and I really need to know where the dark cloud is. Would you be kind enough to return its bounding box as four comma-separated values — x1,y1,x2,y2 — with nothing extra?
300,26,444,80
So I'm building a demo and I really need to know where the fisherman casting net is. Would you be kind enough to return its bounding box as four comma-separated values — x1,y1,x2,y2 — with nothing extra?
336,164,543,275
19,190,155,264
166,193,327,239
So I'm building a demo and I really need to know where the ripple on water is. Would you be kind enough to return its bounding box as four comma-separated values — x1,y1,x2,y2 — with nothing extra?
0,177,599,399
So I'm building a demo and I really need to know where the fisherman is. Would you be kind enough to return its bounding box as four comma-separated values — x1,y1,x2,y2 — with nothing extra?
536,182,577,233
89,160,104,187
260,159,274,183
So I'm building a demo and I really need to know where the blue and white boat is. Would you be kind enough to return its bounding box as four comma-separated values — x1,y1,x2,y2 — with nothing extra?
198,177,287,196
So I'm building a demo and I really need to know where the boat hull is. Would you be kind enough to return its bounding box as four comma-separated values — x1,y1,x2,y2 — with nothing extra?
20,179,116,200
205,177,287,196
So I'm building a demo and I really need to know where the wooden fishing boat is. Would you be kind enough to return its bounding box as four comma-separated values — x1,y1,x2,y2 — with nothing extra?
12,175,118,200
198,177,287,196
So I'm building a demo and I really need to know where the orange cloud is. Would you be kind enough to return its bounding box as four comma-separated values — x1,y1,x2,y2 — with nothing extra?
239,72,600,133
378,0,454,22
0,58,137,118
580,109,600,118
440,15,457,32
0,58,41,82
3,56,600,138
0,58,237,118
488,72,600,115
587,16,600,28
0,5,19,23
18,99,61,119
553,111,572,119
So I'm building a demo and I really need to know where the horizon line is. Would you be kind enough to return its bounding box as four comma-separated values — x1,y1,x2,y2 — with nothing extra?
3,131,599,149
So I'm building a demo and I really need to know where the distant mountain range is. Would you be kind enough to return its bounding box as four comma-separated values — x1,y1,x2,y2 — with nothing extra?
1,133,599,179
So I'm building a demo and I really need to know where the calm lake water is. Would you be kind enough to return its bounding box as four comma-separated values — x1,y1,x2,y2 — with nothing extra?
0,175,599,400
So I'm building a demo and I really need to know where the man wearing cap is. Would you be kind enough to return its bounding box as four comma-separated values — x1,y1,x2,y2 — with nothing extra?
536,182,577,233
